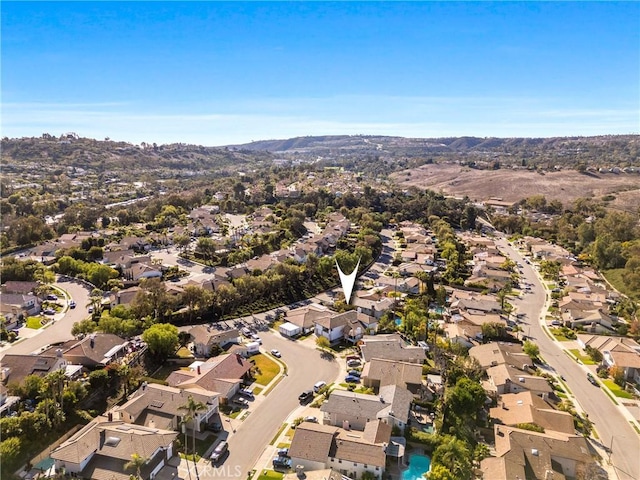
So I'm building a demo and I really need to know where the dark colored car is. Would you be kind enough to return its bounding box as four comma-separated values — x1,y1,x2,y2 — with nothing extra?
298,390,314,403
345,375,361,383
347,370,361,377
210,441,228,463
272,456,292,470
587,373,599,386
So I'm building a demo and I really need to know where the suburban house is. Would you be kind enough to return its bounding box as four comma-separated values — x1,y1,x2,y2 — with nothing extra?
109,286,142,307
577,334,640,382
489,391,575,435
41,333,130,368
113,383,219,433
361,358,423,395
314,310,377,345
469,342,533,371
484,364,553,398
166,353,252,403
480,425,595,480
320,386,413,432
0,354,68,387
0,292,41,319
351,296,395,319
188,325,240,357
50,418,178,480
561,308,618,333
288,420,391,480
2,281,40,295
124,262,162,282
286,303,333,335
360,335,427,364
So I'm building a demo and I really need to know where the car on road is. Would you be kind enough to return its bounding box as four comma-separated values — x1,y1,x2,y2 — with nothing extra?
345,375,361,383
210,441,228,463
587,373,599,386
69,300,76,308
298,390,314,403
270,349,281,358
272,455,292,470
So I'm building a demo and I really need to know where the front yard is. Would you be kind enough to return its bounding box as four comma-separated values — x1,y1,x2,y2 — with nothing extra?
252,354,281,386
602,379,635,399
256,471,284,480
26,316,45,329
568,349,597,365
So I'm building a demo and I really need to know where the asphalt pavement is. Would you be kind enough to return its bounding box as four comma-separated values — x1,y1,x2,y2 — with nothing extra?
496,237,640,480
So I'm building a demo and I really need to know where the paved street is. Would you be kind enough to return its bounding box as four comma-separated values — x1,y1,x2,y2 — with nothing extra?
190,332,340,479
0,280,92,357
496,237,640,480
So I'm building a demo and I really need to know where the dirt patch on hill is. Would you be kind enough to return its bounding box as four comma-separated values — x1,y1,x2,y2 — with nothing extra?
391,164,640,210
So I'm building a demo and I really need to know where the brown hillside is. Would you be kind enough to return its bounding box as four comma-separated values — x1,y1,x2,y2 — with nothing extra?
391,164,640,210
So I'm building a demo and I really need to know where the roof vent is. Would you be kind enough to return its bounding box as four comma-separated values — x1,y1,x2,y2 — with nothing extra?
531,448,539,456
519,377,525,383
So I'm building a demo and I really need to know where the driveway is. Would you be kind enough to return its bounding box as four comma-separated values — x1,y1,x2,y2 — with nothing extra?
0,280,92,358
496,237,640,480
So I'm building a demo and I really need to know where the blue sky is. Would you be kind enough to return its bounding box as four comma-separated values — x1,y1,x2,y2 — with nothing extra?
2,1,639,146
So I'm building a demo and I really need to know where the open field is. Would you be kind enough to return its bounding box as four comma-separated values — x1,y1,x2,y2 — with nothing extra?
391,164,640,210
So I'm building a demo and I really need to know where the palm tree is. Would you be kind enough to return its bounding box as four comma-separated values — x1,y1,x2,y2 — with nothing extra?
124,453,147,479
179,395,207,479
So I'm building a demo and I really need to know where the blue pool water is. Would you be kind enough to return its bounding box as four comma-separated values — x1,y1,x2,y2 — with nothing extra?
395,317,403,326
402,453,431,480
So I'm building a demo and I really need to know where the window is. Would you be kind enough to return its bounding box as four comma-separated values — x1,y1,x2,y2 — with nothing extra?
354,463,357,467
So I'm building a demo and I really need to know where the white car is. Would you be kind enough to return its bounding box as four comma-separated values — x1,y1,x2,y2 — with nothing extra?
270,349,282,358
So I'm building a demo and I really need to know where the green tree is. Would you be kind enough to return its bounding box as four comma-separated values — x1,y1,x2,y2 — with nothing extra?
523,340,540,360
124,453,147,480
431,435,473,480
427,464,456,480
142,323,180,359
316,336,330,350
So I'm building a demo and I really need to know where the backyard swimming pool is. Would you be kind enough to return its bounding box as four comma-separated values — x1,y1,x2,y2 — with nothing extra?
402,452,431,480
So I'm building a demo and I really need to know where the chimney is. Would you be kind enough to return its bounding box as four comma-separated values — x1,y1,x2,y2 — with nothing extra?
108,412,113,422
56,348,63,358
197,365,201,375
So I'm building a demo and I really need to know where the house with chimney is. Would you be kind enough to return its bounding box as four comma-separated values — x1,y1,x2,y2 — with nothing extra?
41,333,130,369
50,417,178,480
0,353,69,387
166,353,252,403
288,420,391,480
113,383,220,433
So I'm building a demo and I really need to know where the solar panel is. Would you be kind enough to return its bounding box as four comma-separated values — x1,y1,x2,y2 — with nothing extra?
150,400,164,408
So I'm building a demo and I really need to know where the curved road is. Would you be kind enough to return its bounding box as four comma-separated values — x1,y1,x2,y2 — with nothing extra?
495,237,640,480
0,280,92,357
210,333,340,479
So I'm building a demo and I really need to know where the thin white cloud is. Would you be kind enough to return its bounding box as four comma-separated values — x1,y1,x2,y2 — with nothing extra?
2,96,637,146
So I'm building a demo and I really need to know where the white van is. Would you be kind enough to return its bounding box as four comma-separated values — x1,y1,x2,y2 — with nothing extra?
313,381,326,393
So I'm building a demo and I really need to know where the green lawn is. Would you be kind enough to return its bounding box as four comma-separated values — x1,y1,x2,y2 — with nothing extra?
26,316,45,329
256,470,284,480
179,434,214,462
252,354,281,386
550,328,572,342
603,379,634,399
176,347,194,358
270,423,288,445
568,349,597,365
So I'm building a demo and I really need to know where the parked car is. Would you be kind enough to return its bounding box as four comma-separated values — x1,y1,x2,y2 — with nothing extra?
270,349,281,358
587,373,599,386
250,334,262,344
277,447,289,457
210,441,228,463
69,300,76,308
238,388,255,399
298,390,314,403
347,359,361,368
242,327,252,337
304,416,318,423
209,422,223,432
313,381,327,393
345,375,361,383
272,456,292,470
46,294,58,301
347,370,361,377
235,397,250,407
43,308,56,315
